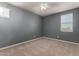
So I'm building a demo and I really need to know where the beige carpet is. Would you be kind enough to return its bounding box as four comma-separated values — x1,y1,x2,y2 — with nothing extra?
0,37,79,56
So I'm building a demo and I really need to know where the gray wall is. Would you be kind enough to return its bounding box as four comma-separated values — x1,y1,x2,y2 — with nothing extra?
43,8,79,43
0,2,42,48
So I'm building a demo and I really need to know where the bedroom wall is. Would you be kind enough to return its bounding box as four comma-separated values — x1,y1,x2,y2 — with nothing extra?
0,2,42,48
43,8,79,43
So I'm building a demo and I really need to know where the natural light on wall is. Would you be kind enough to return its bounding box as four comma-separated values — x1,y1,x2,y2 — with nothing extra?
61,13,73,32
0,6,10,18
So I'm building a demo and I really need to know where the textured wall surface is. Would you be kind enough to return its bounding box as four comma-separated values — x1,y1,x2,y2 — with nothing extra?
43,8,79,43
0,2,42,48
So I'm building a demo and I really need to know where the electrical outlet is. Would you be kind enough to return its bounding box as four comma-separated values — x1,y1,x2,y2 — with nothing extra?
57,36,60,39
33,36,36,38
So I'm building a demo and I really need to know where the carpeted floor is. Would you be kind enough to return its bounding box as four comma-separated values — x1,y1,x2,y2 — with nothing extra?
0,37,79,56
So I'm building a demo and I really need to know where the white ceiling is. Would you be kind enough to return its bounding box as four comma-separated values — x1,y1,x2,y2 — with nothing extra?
8,2,79,16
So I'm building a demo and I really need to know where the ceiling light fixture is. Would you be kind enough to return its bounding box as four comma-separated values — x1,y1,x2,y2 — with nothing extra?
39,3,49,11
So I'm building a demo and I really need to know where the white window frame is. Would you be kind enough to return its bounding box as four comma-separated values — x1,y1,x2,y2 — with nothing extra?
0,6,10,18
60,13,73,32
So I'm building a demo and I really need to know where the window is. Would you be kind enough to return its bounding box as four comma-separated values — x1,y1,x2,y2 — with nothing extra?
61,13,73,32
0,6,10,18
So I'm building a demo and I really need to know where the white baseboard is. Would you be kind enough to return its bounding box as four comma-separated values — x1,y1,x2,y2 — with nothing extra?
0,37,42,50
0,37,79,50
43,37,79,46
